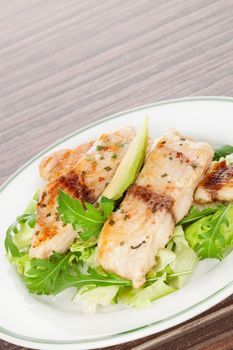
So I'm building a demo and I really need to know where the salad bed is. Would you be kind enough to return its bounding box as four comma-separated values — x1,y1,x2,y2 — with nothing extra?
4,145,233,313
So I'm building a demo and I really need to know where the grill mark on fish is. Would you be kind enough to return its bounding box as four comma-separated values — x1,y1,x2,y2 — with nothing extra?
200,160,233,200
129,184,174,213
46,170,95,206
35,170,95,246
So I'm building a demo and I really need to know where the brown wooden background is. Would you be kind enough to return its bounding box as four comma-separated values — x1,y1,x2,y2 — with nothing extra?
1,0,233,349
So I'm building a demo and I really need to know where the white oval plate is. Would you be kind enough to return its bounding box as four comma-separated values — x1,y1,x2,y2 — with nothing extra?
1,97,233,350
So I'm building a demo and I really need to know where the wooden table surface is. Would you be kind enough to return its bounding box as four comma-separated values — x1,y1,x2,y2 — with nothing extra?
1,0,233,349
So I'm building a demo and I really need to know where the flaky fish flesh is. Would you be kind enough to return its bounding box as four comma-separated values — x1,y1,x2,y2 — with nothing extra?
39,142,93,182
97,130,214,287
29,127,135,259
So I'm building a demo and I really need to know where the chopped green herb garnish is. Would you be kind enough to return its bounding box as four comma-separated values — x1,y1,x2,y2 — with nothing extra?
86,155,93,161
116,142,124,148
96,145,104,151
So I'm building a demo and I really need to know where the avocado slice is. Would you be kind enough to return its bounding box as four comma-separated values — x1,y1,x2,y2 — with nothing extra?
102,117,149,200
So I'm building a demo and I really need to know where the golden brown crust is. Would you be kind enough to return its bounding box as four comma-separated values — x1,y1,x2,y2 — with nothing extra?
35,155,95,248
129,184,174,213
200,160,233,194
32,226,58,248
56,170,95,204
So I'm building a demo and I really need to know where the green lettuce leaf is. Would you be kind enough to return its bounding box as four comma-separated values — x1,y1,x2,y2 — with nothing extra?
70,237,97,265
9,254,32,274
5,193,38,257
152,248,176,273
13,217,35,252
119,226,197,308
167,226,198,288
222,153,233,165
4,193,38,276
118,275,175,309
73,285,119,313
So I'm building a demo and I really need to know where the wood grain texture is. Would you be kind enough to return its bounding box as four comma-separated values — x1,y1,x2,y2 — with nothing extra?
0,0,233,349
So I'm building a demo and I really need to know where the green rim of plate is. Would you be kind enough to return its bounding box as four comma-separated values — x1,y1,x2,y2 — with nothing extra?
1,96,233,347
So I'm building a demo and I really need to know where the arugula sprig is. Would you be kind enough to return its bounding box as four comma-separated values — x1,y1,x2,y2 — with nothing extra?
24,251,132,295
196,206,232,260
213,145,233,161
5,213,36,258
24,249,188,296
55,266,132,295
184,205,233,260
57,190,114,240
179,206,220,225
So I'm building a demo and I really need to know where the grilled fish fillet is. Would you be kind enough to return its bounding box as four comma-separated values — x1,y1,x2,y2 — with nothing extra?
39,142,94,182
194,160,233,203
29,127,135,259
97,130,214,288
